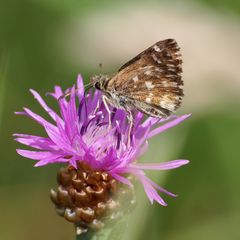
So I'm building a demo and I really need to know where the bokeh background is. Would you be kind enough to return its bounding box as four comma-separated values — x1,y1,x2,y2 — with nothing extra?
1,0,240,239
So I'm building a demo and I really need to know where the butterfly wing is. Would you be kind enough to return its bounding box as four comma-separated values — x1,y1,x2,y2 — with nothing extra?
107,39,183,117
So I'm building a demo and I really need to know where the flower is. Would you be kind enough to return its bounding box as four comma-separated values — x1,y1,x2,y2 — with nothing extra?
14,74,190,206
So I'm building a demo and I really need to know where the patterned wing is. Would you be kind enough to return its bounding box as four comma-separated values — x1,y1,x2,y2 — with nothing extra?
107,39,183,117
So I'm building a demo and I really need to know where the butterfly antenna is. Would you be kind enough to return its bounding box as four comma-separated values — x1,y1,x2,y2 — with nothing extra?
57,82,93,101
99,63,103,69
84,82,93,94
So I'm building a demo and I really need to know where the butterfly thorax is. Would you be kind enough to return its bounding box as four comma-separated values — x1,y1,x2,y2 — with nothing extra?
91,74,130,110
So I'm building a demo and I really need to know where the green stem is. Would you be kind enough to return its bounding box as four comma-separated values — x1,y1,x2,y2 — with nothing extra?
75,218,128,240
75,228,113,240
76,231,95,240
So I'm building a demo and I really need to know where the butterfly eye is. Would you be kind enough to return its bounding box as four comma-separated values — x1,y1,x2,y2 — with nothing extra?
94,81,101,90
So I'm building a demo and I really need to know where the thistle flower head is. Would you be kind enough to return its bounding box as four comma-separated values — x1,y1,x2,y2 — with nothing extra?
14,75,190,206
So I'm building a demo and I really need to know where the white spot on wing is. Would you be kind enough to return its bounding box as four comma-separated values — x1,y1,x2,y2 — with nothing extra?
155,67,163,73
162,80,178,87
159,95,175,111
141,65,154,70
144,70,151,75
161,81,168,87
152,54,162,64
145,81,154,90
146,97,151,103
133,76,139,82
165,74,175,78
153,45,161,52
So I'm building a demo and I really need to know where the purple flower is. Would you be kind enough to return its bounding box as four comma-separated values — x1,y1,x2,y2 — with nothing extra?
14,75,190,206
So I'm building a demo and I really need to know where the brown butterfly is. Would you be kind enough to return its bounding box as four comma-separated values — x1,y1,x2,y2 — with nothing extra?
90,39,183,137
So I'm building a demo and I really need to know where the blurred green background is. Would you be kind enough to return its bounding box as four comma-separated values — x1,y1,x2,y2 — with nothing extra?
1,0,240,239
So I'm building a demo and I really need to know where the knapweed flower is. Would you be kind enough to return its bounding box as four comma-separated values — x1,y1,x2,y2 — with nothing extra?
14,75,190,231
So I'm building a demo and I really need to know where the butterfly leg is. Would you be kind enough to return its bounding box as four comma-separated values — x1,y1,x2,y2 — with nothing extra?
126,109,134,147
102,95,112,130
92,99,100,116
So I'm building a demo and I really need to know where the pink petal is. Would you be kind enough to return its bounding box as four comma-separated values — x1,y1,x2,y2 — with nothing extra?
142,115,176,128
131,159,189,170
34,159,50,167
124,167,177,199
16,149,62,161
137,173,167,206
29,89,63,125
147,177,177,197
66,86,78,137
148,114,191,138
69,156,78,169
47,86,68,110
15,111,27,116
128,141,149,163
34,157,68,167
13,134,58,151
76,74,84,101
43,123,74,153
110,172,133,186
48,86,64,99
22,107,57,130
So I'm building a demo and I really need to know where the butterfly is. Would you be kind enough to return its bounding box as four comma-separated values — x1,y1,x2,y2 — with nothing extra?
90,39,183,139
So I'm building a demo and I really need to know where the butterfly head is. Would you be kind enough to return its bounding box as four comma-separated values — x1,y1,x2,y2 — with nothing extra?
90,74,111,91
